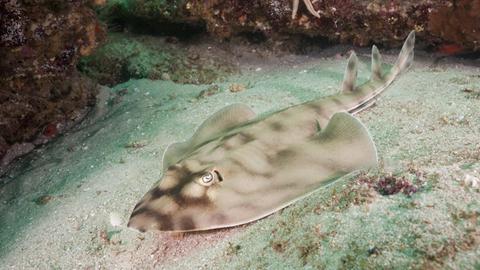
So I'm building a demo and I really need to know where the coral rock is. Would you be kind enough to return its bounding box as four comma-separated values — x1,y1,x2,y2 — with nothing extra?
0,0,105,172
104,0,480,51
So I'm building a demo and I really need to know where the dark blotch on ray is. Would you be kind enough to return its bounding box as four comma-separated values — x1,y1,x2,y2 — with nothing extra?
238,132,255,144
130,204,148,217
151,186,164,199
168,165,201,195
221,132,255,150
159,215,174,230
331,97,344,106
270,121,284,131
178,216,196,230
344,82,354,91
130,207,174,231
348,58,356,70
174,194,211,207
276,148,296,159
306,103,325,115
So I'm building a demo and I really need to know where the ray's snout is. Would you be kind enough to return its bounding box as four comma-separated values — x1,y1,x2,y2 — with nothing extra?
128,164,223,232
127,197,175,232
127,178,209,232
127,199,204,232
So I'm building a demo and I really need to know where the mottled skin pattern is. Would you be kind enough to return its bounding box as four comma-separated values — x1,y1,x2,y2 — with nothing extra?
128,31,415,233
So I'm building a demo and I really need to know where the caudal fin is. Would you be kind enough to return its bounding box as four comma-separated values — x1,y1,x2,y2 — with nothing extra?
386,30,415,80
338,31,415,114
340,30,415,99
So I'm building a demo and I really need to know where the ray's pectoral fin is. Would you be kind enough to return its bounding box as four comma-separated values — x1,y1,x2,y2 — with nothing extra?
190,103,256,146
249,112,377,218
162,103,256,169
162,141,191,170
310,112,378,171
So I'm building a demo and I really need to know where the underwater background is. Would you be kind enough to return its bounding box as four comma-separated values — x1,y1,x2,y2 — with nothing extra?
1,0,479,269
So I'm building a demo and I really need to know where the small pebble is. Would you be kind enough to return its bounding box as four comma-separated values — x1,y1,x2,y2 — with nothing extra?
161,73,171,80
229,83,246,93
463,174,479,189
110,212,123,227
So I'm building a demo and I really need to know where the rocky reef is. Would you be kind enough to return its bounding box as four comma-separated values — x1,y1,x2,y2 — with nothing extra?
103,0,480,51
1,0,479,173
0,0,105,172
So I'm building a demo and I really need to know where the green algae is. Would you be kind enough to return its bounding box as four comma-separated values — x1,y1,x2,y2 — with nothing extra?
78,33,234,86
100,0,186,20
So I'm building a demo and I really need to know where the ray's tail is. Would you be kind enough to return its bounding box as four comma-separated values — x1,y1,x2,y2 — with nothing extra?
342,31,416,114
385,30,416,82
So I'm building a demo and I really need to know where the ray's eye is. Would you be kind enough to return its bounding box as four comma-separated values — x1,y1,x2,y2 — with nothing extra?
201,172,214,184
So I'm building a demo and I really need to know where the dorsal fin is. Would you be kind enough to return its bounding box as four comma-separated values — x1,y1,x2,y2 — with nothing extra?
341,51,358,92
370,45,383,81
